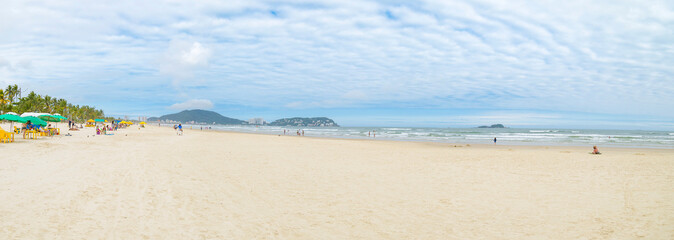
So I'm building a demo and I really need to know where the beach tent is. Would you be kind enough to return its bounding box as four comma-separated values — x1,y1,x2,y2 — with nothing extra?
85,119,96,127
95,119,105,122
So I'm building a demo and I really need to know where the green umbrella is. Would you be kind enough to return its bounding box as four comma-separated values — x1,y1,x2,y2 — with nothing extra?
39,114,61,122
0,114,27,123
23,116,48,127
0,114,27,131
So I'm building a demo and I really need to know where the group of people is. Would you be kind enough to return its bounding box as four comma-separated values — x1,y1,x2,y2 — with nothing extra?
174,124,183,135
96,124,116,135
21,120,37,132
283,129,305,136
68,120,83,130
18,121,59,137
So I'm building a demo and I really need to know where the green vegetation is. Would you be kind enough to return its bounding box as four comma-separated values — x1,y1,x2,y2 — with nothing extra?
148,109,245,125
0,84,105,122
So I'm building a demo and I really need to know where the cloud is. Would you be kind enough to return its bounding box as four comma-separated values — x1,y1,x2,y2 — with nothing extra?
169,99,214,110
160,40,212,84
0,57,31,71
0,0,672,128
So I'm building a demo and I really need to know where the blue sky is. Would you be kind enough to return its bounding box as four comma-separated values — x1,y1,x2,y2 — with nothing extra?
1,0,673,130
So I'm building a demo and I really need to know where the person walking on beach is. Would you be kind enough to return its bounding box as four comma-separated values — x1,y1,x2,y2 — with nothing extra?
493,137,497,144
302,130,304,136
178,124,183,135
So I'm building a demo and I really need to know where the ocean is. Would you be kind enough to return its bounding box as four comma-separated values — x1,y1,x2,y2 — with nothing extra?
176,125,674,149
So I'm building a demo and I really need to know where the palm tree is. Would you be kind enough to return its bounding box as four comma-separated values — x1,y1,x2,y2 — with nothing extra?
3,84,107,122
2,85,19,113
0,89,6,113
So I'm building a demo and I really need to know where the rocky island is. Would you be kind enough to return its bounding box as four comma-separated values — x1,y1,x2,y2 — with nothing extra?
478,124,505,128
268,117,339,127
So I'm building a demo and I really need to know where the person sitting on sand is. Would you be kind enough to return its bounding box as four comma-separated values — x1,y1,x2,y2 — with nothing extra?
592,146,601,154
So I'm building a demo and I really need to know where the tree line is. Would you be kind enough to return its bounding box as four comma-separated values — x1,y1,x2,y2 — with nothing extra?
0,84,105,122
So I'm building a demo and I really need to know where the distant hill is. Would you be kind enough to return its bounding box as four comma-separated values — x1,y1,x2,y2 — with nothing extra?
478,124,505,128
269,117,339,127
148,109,245,125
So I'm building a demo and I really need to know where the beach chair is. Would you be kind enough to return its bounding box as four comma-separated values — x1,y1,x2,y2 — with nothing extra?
0,127,15,143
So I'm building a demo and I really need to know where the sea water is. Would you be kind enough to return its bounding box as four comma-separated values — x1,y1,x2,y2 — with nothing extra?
181,125,674,149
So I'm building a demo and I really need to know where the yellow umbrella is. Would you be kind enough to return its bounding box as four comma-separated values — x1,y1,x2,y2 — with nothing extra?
87,119,95,123
139,122,146,124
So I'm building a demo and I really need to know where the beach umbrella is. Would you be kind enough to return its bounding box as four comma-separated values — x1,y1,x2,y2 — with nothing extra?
39,114,60,122
87,119,95,123
20,112,45,118
0,114,26,122
23,116,48,127
20,112,61,122
95,119,105,122
5,112,18,115
0,114,27,130
139,122,146,125
53,113,68,120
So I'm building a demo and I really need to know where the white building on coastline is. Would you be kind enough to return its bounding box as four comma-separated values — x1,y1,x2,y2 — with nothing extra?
248,118,266,125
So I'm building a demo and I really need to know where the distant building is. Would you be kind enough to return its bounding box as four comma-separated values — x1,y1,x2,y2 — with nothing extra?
248,118,266,125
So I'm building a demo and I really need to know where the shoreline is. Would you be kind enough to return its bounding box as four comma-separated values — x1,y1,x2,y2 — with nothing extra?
153,123,674,150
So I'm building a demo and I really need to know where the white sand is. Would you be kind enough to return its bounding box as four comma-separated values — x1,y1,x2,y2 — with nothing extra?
1,124,673,239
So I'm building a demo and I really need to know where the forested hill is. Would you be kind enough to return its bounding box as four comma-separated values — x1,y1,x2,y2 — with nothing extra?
148,109,245,124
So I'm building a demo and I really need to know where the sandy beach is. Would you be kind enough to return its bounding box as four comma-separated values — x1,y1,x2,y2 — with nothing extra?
1,124,673,239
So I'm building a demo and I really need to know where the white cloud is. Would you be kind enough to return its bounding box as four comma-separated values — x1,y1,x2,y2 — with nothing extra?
169,99,214,110
0,0,672,126
160,40,212,84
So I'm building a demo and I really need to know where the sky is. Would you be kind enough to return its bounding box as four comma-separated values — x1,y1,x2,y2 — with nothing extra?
1,0,673,130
